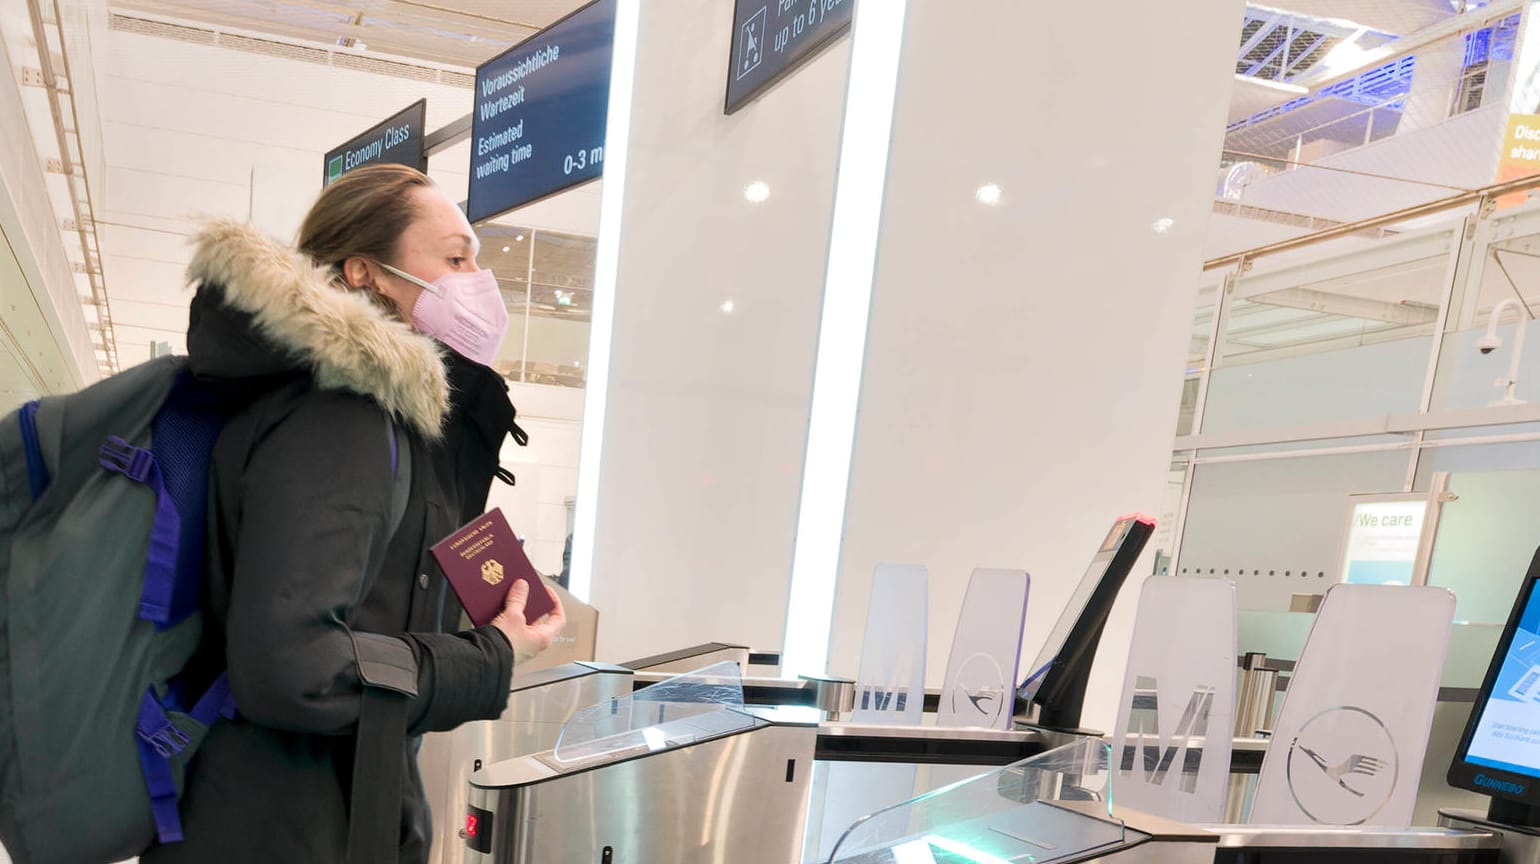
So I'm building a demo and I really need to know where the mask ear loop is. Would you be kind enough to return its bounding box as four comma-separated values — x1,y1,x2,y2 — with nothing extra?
376,260,443,296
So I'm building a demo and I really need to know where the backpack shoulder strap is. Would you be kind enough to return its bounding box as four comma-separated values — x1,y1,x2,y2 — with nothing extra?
346,414,415,864
386,418,410,539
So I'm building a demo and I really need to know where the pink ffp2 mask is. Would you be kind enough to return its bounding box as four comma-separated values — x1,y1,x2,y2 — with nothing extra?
378,262,509,367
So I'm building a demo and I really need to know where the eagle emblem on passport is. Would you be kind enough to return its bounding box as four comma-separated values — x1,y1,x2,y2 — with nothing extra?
431,508,555,626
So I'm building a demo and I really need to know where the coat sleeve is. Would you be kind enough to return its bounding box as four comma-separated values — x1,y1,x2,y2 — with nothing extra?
222,391,514,737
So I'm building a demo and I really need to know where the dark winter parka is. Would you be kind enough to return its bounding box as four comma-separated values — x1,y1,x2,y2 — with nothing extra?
140,220,518,864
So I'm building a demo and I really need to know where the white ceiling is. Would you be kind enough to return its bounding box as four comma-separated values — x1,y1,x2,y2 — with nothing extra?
107,0,587,68
1260,0,1460,36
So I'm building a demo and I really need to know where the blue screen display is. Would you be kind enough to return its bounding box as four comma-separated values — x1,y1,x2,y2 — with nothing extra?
468,0,614,224
1465,581,1540,779
726,0,853,114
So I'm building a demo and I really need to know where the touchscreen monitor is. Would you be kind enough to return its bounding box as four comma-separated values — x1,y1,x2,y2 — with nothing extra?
1449,546,1540,805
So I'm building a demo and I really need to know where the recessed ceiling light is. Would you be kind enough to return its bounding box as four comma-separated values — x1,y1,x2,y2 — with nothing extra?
744,181,771,204
502,245,511,253
721,299,736,314
517,234,526,242
1151,217,1176,234
975,183,1003,206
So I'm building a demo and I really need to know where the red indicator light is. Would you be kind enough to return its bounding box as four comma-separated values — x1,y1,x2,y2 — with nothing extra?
466,814,479,838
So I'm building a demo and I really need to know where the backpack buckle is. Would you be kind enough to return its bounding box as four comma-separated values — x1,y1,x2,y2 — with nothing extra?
135,690,192,758
99,436,155,483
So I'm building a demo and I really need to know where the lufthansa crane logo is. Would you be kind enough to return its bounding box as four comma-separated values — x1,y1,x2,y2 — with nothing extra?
1285,705,1399,825
481,559,506,586
949,653,1008,725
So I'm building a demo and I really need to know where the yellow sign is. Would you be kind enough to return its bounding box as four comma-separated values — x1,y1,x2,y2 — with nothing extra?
1496,113,1540,208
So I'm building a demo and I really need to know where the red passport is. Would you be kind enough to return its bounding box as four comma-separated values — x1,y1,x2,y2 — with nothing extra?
430,508,555,627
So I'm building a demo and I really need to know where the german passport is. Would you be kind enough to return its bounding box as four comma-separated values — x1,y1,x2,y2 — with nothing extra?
429,508,555,627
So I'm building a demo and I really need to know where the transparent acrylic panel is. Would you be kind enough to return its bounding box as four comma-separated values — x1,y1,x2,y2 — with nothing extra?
1250,585,1455,827
853,563,929,725
548,661,753,767
938,569,1029,729
811,763,923,864
827,739,1124,864
1112,577,1237,824
812,565,931,862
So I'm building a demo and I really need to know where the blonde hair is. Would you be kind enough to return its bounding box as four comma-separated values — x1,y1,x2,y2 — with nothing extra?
297,163,434,314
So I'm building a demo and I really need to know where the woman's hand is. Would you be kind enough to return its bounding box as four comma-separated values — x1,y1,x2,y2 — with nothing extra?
491,580,567,663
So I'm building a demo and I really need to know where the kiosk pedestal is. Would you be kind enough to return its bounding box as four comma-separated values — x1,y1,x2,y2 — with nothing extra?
1441,807,1540,864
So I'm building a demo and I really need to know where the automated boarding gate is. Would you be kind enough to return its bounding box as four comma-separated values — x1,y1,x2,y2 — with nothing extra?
462,662,821,864
418,661,632,864
823,739,1500,863
460,663,1054,864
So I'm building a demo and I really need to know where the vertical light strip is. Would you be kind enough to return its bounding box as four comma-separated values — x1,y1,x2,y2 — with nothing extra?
569,0,640,603
781,0,910,680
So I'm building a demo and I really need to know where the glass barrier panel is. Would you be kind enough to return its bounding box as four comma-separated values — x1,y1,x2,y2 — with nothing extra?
525,229,594,388
1433,201,1540,411
1179,276,1218,437
826,739,1123,864
484,221,534,383
1175,450,1410,613
548,661,753,767
1204,229,1450,435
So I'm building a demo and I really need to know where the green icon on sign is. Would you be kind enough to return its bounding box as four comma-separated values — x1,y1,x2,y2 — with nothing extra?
326,155,344,185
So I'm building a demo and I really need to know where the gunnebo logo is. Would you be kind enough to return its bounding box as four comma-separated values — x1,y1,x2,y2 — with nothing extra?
1475,773,1526,795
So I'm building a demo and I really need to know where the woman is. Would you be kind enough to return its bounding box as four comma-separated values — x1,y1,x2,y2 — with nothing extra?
142,164,564,863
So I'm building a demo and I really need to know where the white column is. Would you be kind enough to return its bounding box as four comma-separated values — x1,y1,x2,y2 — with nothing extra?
821,0,1248,731
579,0,852,660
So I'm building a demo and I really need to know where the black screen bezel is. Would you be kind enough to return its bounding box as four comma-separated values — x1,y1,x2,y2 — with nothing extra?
1448,544,1540,805
1030,517,1154,709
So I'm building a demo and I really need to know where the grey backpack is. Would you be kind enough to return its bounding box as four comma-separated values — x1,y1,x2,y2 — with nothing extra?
0,356,408,863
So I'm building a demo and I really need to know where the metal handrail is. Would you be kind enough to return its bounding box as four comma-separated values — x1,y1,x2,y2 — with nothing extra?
27,0,118,375
1204,172,1540,272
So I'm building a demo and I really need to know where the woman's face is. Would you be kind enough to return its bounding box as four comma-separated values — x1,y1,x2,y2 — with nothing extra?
345,184,482,323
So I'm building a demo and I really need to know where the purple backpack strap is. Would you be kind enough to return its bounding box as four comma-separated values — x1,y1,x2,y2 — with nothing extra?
99,436,179,626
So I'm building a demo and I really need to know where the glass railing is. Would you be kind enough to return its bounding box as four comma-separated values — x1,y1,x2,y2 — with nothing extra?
1182,171,1540,451
826,739,1124,864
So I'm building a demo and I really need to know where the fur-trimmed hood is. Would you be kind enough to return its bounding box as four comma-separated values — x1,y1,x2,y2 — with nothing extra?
184,219,449,439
